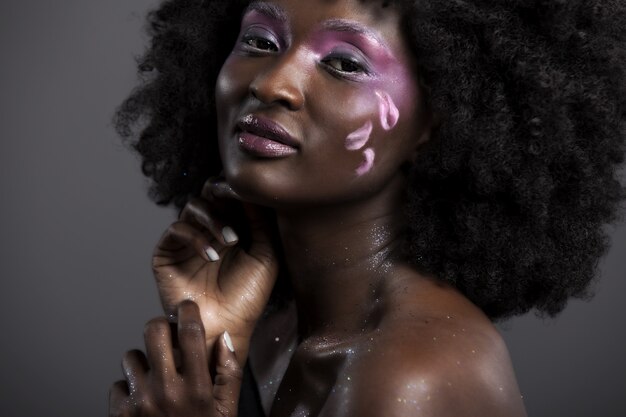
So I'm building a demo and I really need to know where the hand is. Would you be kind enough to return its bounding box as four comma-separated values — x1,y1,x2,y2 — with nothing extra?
152,178,279,363
109,301,242,417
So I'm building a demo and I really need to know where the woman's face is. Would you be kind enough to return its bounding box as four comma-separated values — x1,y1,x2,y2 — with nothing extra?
216,0,429,207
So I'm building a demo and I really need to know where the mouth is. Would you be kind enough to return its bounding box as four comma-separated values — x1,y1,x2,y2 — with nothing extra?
236,114,299,157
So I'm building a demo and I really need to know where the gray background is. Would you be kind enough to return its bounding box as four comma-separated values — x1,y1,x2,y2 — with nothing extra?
0,1,624,416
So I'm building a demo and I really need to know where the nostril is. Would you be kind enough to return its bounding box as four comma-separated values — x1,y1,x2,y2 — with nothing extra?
249,80,304,110
249,80,268,104
247,64,305,110
249,84,259,101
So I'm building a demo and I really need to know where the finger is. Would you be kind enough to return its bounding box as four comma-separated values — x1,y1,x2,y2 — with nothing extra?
212,332,243,417
201,177,242,201
202,178,247,240
177,300,212,389
155,220,222,263
216,204,279,314
109,380,130,417
202,178,259,248
121,349,149,395
180,197,239,246
167,321,183,369
143,317,177,383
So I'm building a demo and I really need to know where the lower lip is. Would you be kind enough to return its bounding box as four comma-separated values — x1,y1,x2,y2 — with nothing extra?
238,132,298,157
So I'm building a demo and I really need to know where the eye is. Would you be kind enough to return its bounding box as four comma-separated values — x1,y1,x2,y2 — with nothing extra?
242,35,279,52
324,57,361,72
321,54,370,77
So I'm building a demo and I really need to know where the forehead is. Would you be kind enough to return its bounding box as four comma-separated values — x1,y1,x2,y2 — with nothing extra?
246,0,394,16
244,0,403,42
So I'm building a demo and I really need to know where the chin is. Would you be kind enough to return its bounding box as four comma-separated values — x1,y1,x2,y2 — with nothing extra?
224,164,298,207
225,169,336,209
221,152,405,209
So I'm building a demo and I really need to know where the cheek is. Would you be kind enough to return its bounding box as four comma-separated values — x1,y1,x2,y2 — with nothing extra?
215,58,238,107
340,87,403,177
215,56,253,116
215,56,257,147
215,63,235,133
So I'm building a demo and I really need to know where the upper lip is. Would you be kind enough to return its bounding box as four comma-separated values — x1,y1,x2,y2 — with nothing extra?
236,114,300,148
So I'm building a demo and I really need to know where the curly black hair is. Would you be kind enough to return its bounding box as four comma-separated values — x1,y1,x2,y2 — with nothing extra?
114,0,626,320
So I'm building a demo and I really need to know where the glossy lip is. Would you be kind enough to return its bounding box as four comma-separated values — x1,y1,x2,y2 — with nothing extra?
236,114,300,148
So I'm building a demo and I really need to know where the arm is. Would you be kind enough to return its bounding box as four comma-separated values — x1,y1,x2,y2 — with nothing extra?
152,178,280,365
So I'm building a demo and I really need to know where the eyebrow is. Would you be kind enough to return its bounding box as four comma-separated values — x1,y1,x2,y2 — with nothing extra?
241,5,390,52
321,19,390,50
244,1,288,22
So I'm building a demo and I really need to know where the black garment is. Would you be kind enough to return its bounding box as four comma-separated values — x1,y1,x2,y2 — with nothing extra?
238,363,265,417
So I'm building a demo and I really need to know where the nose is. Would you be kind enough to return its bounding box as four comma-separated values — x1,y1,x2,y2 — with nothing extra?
249,50,306,110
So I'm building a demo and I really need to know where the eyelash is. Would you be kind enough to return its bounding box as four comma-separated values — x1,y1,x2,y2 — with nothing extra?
239,34,370,78
321,54,369,76
241,34,279,53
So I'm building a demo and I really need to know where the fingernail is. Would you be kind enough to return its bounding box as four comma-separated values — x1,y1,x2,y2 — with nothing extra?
223,331,235,353
222,226,239,244
205,246,219,262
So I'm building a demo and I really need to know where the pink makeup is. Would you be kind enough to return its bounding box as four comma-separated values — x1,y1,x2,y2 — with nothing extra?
305,22,389,82
356,148,375,176
319,19,394,67
345,120,373,150
375,91,400,130
347,89,399,176
235,3,409,175
236,4,290,55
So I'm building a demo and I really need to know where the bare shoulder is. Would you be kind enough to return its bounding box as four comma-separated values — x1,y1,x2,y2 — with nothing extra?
323,314,527,417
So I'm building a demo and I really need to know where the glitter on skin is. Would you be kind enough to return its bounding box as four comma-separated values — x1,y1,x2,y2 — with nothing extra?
293,404,311,417
356,148,375,176
345,120,373,150
375,90,400,130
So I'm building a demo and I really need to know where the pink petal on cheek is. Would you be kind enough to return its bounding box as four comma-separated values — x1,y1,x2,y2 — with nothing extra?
387,98,399,129
376,91,400,130
345,120,373,151
376,91,389,129
355,148,375,176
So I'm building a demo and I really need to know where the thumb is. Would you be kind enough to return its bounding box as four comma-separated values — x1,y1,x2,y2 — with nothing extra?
212,331,243,417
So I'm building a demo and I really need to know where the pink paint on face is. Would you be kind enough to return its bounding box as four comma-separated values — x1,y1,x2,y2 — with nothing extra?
375,91,400,130
232,6,416,180
356,148,375,176
304,19,400,84
345,120,373,150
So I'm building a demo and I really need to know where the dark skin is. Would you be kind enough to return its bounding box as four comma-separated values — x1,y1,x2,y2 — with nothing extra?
111,0,528,415
110,301,243,417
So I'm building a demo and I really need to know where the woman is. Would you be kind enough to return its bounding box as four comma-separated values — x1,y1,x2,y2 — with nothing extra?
110,0,625,416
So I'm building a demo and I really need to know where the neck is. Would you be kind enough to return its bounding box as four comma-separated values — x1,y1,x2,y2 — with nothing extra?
274,176,413,339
